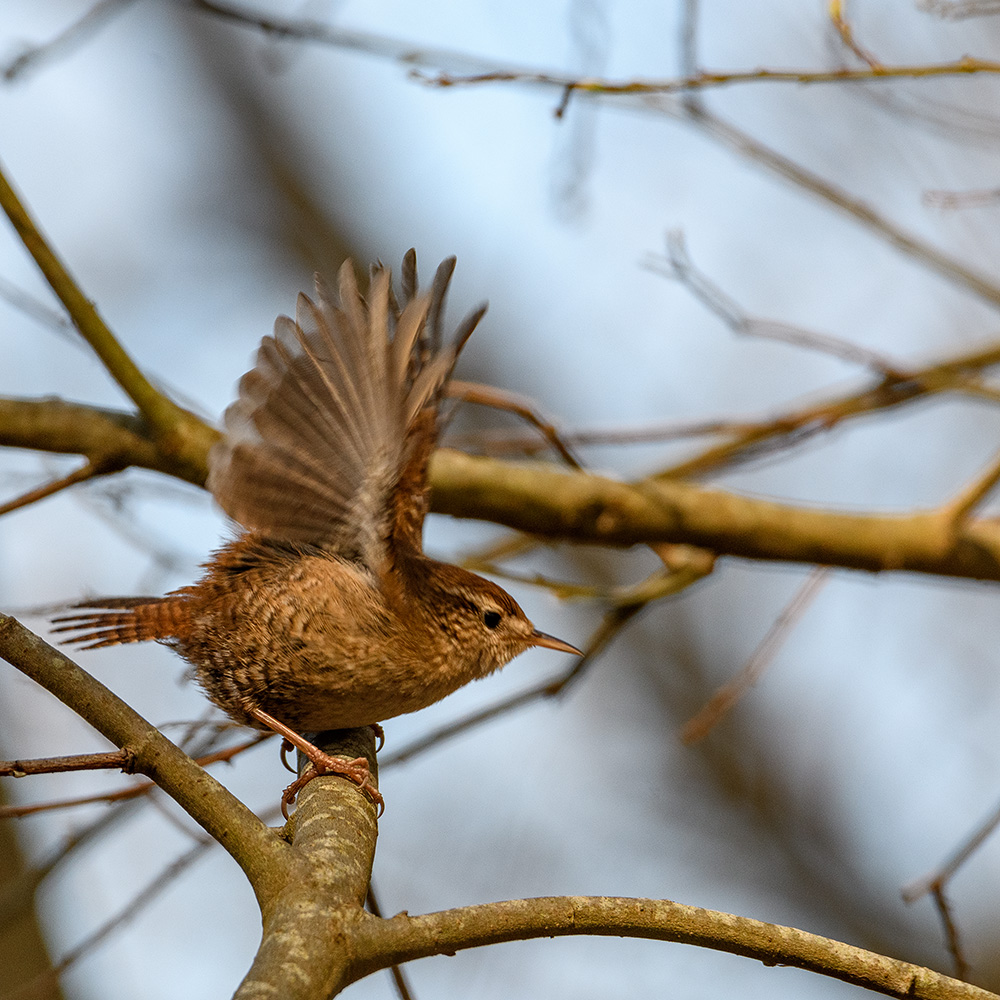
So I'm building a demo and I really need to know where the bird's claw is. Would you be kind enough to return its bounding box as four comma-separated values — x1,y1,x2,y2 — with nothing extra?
280,752,384,819
279,738,297,774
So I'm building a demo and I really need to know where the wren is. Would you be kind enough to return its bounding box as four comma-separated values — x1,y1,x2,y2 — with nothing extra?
53,251,580,814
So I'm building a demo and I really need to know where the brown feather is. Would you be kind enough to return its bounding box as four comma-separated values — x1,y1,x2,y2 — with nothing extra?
52,596,192,648
206,253,486,570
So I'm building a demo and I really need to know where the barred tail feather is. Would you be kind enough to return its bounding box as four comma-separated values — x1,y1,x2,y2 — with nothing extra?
51,597,190,649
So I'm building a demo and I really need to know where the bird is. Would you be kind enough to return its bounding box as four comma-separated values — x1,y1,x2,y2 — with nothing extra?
53,250,580,815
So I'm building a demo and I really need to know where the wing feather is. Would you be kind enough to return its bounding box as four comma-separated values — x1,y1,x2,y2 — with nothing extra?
207,251,486,568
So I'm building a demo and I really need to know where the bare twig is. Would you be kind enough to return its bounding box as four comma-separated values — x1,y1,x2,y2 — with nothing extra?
903,797,1000,903
1,0,138,82
920,0,1000,18
188,0,512,76
1,839,212,1000
931,886,970,982
924,186,1000,209
418,57,1000,93
447,415,756,456
654,338,1000,479
679,0,701,79
0,733,274,819
0,749,134,777
447,380,583,468
0,459,118,517
943,447,1000,526
681,567,830,744
829,0,883,70
654,233,904,376
0,274,73,337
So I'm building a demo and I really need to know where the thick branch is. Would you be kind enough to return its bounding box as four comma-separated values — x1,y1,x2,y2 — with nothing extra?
235,729,379,1000
0,396,214,486
346,896,996,1000
7,393,1000,581
0,614,288,908
0,163,218,482
430,450,1000,581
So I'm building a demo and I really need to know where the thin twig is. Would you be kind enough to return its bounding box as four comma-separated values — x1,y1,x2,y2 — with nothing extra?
0,275,73,338
0,459,117,517
924,186,1000,209
1,840,212,1000
681,568,830,744
829,0,883,69
0,749,134,777
903,796,1000,902
931,886,970,982
1,0,138,82
419,57,1000,94
920,0,1000,19
943,446,1000,526
679,0,700,79
448,415,756,455
447,380,583,469
654,338,1000,479
189,0,514,75
0,735,269,818
656,233,905,376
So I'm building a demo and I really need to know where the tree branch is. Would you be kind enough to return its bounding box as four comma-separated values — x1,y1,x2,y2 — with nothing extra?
234,728,379,1000
430,450,1000,581
0,614,288,909
8,391,1000,581
346,895,996,1000
0,162,218,483
0,396,214,486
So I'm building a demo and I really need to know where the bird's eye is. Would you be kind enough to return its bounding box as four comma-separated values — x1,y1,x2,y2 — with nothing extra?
483,610,502,629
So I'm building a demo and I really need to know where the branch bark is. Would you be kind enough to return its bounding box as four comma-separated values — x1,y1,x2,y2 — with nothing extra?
346,896,998,1000
0,614,288,908
8,392,1000,582
0,396,214,485
431,450,1000,580
234,728,379,1000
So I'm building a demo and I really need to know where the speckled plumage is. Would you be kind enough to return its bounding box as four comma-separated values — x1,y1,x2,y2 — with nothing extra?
53,251,578,811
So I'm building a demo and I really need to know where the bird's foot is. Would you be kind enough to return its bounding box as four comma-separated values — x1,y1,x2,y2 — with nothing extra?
280,751,383,819
240,703,383,818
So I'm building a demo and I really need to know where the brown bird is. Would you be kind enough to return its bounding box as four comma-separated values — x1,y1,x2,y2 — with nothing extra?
53,251,580,814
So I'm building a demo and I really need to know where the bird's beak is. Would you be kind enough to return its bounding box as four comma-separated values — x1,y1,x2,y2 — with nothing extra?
529,630,583,656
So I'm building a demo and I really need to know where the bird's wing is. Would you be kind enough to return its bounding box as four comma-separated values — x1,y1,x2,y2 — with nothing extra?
207,251,485,570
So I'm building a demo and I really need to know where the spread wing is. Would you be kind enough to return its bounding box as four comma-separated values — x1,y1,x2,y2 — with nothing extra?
207,250,486,570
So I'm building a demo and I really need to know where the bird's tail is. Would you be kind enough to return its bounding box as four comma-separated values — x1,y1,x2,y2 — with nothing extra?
51,596,190,649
